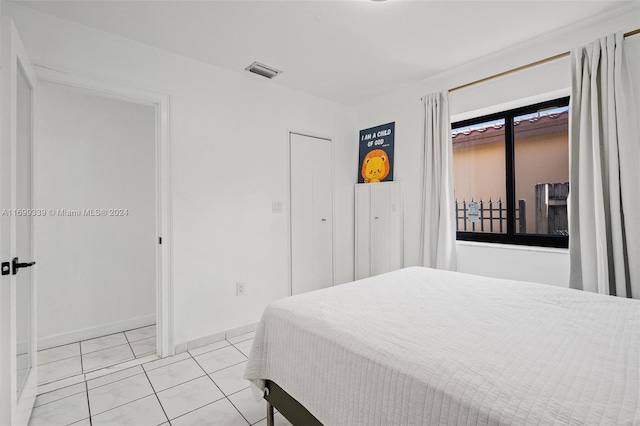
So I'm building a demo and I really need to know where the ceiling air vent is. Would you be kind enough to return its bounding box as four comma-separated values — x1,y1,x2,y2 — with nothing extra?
245,61,282,79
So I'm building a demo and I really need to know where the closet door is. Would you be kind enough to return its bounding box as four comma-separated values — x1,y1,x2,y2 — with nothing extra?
290,133,333,295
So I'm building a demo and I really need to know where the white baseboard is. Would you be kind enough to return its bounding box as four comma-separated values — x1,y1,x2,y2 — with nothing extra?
38,314,156,350
225,322,259,339
176,331,225,354
175,322,259,354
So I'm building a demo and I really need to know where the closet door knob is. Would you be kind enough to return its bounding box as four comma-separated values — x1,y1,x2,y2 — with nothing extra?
374,216,380,220
321,218,327,222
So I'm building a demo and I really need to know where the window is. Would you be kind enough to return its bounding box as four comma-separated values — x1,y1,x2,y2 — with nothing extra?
451,97,569,248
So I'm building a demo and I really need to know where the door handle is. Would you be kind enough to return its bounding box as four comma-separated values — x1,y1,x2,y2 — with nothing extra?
12,257,35,275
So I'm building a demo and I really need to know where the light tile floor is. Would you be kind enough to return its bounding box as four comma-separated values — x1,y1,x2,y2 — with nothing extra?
37,325,158,387
29,329,292,426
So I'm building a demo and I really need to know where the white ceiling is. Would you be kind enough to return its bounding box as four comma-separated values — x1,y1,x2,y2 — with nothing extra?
10,0,637,104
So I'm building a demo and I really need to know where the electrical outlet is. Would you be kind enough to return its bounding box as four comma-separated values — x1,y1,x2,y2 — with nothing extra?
236,282,245,296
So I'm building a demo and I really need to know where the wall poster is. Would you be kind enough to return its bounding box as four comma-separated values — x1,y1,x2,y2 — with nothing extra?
358,122,394,184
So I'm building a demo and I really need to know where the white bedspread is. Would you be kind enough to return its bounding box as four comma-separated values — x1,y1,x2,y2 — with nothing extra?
244,267,640,425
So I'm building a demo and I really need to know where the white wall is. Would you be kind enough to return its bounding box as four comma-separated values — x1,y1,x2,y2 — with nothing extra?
36,83,156,347
2,3,357,348
356,5,640,287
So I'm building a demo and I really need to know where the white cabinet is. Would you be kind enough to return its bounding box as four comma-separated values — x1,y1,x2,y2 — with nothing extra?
355,182,403,280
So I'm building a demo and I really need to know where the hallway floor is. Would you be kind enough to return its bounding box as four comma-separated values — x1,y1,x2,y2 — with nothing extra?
29,328,290,426
37,325,158,387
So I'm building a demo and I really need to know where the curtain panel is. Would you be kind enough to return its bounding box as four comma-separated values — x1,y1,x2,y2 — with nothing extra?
569,32,640,298
421,92,457,270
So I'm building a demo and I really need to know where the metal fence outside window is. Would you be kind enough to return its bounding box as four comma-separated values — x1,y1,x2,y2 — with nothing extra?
455,198,526,233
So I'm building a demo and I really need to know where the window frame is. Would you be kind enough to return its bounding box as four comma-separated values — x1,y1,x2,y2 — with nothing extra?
452,96,570,249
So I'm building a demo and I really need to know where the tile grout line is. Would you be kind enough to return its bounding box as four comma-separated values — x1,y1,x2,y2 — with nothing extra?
37,329,148,396
123,330,137,360
151,372,209,394
165,398,228,425
79,341,86,375
38,340,81,352
226,396,253,426
227,334,255,345
222,339,256,424
124,324,157,344
37,340,252,399
187,351,226,395
32,383,86,409
208,359,248,375
156,377,227,423
82,334,138,375
40,336,250,399
33,332,255,425
86,370,146,392
85,360,171,421
88,393,157,421
142,364,171,425
143,353,190,373
229,340,251,357
85,380,93,426
32,326,163,425
36,351,79,368
187,348,252,423
188,342,252,425
81,341,132,357
227,342,249,359
187,340,231,358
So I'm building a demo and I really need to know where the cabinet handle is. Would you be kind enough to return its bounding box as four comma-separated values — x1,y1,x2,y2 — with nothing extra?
374,216,380,219
321,218,327,222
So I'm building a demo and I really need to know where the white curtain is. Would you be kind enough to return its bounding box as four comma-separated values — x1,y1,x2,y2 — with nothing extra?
569,33,640,298
420,92,457,270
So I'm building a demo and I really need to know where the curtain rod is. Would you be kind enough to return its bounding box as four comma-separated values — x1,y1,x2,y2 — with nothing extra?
448,28,640,93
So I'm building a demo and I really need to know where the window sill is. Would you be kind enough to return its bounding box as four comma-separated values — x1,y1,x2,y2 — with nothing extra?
455,240,569,255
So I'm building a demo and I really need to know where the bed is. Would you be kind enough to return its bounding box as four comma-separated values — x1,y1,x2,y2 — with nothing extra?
243,267,640,425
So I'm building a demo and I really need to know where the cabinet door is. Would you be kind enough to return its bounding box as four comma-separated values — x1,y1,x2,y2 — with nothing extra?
387,184,402,272
370,184,392,276
355,185,371,280
355,182,402,279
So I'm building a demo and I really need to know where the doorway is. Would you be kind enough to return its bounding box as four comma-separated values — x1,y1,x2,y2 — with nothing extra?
33,67,173,364
289,132,335,295
34,82,158,382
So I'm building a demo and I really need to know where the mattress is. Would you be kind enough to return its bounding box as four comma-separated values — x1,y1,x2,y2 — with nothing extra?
244,267,640,425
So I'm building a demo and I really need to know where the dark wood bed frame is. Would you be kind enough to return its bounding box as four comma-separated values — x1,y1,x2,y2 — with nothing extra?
263,380,323,426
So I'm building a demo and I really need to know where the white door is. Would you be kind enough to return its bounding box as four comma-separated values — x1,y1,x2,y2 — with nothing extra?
0,18,38,426
290,133,333,295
